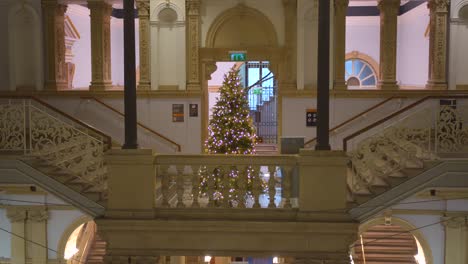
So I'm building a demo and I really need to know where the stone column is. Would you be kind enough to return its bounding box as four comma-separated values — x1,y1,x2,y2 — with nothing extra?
6,208,27,264
42,0,68,91
282,0,298,90
88,0,113,91
186,0,201,91
333,0,349,90
29,209,48,264
136,0,151,90
377,0,400,90
443,216,467,264
426,0,449,90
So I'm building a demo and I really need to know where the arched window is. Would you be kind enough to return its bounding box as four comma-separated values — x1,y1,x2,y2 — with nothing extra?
345,58,377,88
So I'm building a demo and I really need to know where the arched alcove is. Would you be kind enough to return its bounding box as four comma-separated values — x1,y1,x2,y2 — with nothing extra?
8,3,42,91
357,216,434,264
205,4,278,48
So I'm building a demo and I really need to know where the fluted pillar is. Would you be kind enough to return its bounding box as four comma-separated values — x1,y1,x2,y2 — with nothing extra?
426,0,449,90
29,209,48,264
282,0,297,90
333,0,349,90
88,1,113,91
443,216,468,264
42,0,68,90
377,0,400,90
186,0,201,91
136,0,151,90
6,208,27,264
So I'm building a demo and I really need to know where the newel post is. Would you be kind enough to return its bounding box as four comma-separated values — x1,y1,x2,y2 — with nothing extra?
298,150,348,211
105,149,155,217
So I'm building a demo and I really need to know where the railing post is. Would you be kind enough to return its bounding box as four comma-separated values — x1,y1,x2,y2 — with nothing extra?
105,149,155,217
298,150,348,211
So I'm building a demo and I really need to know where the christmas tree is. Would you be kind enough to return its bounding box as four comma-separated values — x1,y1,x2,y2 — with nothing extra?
200,66,259,204
205,66,257,154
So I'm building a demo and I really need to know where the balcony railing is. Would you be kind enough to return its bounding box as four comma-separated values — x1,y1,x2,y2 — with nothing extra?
154,154,298,209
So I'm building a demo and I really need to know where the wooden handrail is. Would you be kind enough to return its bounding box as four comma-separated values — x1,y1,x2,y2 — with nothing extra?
82,96,182,152
305,96,399,147
342,95,468,151
0,95,112,150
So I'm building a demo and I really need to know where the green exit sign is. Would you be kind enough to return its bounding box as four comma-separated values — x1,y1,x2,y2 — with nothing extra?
230,52,246,61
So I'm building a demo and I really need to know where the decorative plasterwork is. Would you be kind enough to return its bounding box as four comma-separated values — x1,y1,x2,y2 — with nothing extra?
205,3,279,48
151,1,185,26
6,208,27,222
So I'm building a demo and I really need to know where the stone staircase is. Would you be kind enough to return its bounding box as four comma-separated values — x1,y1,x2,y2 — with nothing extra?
85,234,107,264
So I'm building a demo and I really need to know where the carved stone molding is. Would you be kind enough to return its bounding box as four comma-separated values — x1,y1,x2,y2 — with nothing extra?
6,208,27,223
426,0,449,90
104,256,159,264
334,0,350,90
377,0,400,90
88,0,113,91
443,216,467,229
41,0,68,91
137,0,151,90
186,0,201,90
28,209,49,222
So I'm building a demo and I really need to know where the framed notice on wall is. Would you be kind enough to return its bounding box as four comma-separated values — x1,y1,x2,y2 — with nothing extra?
189,104,198,117
172,104,184,122
306,109,317,127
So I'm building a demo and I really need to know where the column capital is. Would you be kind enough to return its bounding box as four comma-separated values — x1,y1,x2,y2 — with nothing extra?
377,0,400,13
334,0,349,12
186,0,201,15
443,216,467,228
136,0,150,18
6,208,27,223
428,0,449,13
28,209,49,222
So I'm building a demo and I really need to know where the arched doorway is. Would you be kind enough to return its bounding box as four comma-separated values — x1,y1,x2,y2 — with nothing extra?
352,217,433,264
201,4,284,152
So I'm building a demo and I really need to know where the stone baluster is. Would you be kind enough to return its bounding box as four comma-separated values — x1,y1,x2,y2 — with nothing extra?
334,0,349,90
377,0,400,90
160,165,170,207
88,0,113,91
282,166,293,208
191,165,200,208
175,165,185,208
237,165,247,208
426,0,449,90
251,165,262,208
206,165,216,208
220,166,231,208
6,208,27,264
41,0,68,90
136,0,151,90
268,165,277,208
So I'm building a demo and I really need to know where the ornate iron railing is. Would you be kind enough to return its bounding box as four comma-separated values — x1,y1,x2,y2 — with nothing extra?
0,98,110,190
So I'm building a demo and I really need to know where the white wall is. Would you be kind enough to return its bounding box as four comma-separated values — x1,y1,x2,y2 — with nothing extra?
449,0,468,89
66,5,91,89
346,16,380,66
397,5,430,87
200,0,285,47
150,0,186,90
0,209,12,258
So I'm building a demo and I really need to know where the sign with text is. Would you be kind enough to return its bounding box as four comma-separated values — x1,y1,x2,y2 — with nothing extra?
229,51,247,61
189,104,198,117
306,109,317,127
172,104,184,122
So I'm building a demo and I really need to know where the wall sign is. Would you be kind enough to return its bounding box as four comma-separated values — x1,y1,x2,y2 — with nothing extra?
172,104,184,122
189,104,198,117
306,109,317,127
229,51,247,61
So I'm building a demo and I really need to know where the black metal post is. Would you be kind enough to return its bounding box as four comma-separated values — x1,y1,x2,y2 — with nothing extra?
315,0,331,151
122,0,138,149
